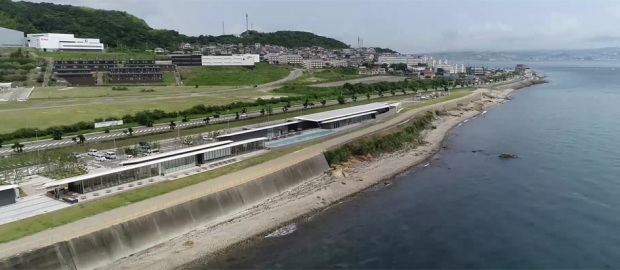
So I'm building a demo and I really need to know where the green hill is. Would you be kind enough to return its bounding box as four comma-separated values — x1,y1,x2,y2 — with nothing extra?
0,0,349,49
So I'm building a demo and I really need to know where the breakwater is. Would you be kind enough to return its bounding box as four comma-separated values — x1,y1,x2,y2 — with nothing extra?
0,154,330,270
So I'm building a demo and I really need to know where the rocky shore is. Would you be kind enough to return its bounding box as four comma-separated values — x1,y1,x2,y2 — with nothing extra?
105,81,538,270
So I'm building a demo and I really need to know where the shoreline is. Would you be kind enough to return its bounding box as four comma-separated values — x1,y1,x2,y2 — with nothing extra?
106,80,541,270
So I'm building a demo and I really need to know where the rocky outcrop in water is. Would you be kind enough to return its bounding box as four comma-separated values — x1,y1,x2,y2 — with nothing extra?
498,153,518,159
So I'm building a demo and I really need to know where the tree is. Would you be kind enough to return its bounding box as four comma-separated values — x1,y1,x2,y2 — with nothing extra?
50,128,63,140
242,107,247,114
214,111,221,118
128,127,134,136
203,116,210,125
11,142,24,153
260,108,265,116
321,100,327,107
169,121,176,130
180,112,189,122
0,138,3,148
78,134,86,144
351,94,357,102
337,95,346,105
303,98,310,109
267,106,273,115
366,93,371,100
235,112,240,120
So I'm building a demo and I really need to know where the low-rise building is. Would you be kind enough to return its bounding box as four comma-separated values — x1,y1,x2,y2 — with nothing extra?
55,69,95,86
329,60,348,68
466,67,484,76
303,59,325,69
54,60,118,72
377,55,423,65
109,67,162,84
27,33,104,51
280,54,303,64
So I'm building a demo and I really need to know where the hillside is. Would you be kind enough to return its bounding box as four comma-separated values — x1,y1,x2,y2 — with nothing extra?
0,0,349,49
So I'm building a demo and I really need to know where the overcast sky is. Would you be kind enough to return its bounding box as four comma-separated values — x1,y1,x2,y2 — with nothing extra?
21,0,620,53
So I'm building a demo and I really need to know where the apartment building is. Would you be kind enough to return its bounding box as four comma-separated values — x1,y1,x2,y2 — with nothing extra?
280,55,303,64
302,59,325,69
329,60,349,68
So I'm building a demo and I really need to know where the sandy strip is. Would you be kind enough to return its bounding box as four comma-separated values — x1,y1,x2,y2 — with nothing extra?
105,86,524,270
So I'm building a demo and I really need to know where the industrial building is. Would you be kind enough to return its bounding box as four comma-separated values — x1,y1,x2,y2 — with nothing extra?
26,33,105,51
108,67,163,84
0,185,19,207
0,27,26,48
44,138,266,195
55,69,95,86
217,103,393,142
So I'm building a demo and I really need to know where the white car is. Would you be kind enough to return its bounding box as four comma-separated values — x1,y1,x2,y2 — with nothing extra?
88,149,98,156
105,151,117,159
95,154,107,162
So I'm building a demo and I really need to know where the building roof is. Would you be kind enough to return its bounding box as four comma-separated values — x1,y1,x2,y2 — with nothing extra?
320,111,377,124
0,185,18,192
217,121,300,139
119,140,232,166
45,138,266,188
294,103,390,123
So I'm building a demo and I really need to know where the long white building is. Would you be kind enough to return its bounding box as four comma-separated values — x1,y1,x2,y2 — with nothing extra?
26,33,105,52
377,55,423,65
201,54,259,66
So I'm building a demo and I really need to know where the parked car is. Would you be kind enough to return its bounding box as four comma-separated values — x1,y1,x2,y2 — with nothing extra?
88,149,98,156
95,154,107,162
202,136,214,141
72,152,82,158
105,151,117,159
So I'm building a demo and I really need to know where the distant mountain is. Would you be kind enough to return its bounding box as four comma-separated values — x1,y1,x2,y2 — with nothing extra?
427,47,620,62
0,0,349,49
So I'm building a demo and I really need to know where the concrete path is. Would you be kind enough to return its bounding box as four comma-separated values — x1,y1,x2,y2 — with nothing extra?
0,89,485,259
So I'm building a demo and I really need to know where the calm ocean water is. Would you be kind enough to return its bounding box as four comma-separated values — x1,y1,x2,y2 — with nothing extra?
187,62,620,269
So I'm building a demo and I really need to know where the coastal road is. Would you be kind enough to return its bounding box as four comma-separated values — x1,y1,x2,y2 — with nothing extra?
310,76,407,87
0,88,489,260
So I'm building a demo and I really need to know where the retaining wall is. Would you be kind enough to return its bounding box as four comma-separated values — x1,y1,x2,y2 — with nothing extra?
0,154,330,270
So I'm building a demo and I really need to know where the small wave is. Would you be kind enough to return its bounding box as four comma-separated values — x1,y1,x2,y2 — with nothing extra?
463,119,469,123
265,224,298,238
423,163,430,168
482,110,488,114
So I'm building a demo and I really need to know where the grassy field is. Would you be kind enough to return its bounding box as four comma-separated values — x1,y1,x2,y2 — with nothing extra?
286,68,365,85
180,62,290,86
0,90,479,244
35,51,166,60
0,86,261,134
162,72,176,85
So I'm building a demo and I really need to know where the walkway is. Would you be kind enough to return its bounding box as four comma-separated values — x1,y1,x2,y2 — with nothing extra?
0,89,486,258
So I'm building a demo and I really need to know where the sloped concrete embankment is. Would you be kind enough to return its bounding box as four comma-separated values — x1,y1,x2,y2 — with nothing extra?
0,154,330,270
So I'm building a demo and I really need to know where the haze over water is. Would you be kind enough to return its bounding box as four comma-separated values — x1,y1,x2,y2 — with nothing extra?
190,62,620,269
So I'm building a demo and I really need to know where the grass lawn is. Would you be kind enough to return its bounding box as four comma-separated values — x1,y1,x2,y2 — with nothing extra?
405,89,474,111
286,68,364,85
35,50,165,60
180,62,290,86
0,89,480,244
162,72,176,85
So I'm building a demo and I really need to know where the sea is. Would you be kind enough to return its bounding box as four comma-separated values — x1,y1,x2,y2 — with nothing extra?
184,62,620,269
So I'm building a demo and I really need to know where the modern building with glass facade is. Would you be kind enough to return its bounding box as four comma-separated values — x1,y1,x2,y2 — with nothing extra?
45,138,266,194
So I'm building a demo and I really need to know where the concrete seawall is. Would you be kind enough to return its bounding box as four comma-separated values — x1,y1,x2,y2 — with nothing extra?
0,155,330,270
